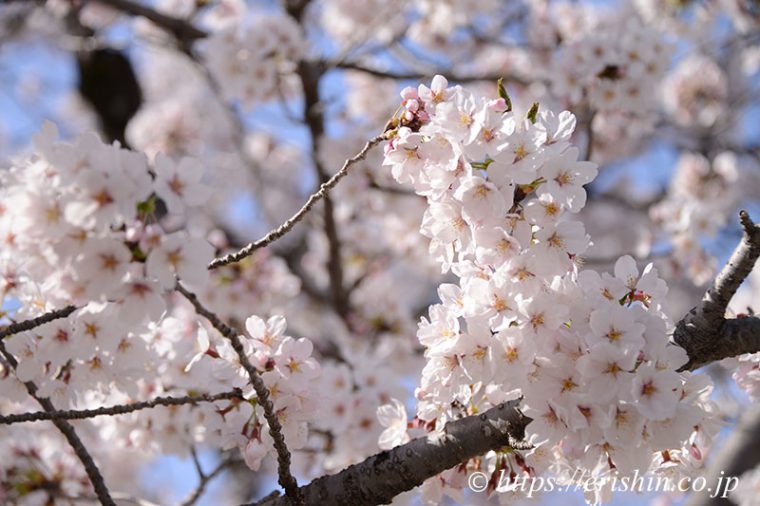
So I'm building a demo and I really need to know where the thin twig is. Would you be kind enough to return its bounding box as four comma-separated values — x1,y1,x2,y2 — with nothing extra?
179,455,240,506
189,446,206,480
333,61,529,85
208,134,386,270
0,390,242,425
175,283,301,504
1,305,77,339
0,339,116,506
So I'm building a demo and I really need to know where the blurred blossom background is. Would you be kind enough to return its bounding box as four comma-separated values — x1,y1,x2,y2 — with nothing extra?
1,0,760,504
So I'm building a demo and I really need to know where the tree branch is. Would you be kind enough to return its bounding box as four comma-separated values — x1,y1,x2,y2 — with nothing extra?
180,453,242,506
245,211,760,506
251,399,529,506
333,61,529,85
705,211,760,319
0,305,77,339
208,134,386,270
674,210,760,370
88,0,207,42
0,339,116,506
0,390,242,425
296,60,352,317
176,283,301,504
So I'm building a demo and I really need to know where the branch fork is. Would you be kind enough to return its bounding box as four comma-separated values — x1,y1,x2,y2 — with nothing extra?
675,210,760,371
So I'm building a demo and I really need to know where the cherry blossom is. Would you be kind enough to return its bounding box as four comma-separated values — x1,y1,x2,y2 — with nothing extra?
381,76,718,502
153,154,212,215
145,232,215,290
377,398,410,450
1,2,758,504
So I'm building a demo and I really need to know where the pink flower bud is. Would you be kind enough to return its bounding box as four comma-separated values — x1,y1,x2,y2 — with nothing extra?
400,86,418,100
404,99,420,112
489,97,508,112
689,443,703,461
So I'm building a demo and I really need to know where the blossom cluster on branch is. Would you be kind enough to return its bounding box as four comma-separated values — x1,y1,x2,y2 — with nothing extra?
0,123,323,499
379,77,720,504
1,0,759,504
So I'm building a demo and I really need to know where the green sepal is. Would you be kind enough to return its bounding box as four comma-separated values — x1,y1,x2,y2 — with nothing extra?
526,102,539,124
497,78,513,112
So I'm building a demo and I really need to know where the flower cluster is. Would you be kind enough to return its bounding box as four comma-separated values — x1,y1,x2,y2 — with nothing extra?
651,151,740,285
381,76,718,504
0,121,214,408
0,425,93,504
182,313,321,471
306,349,410,474
320,0,500,48
200,250,302,326
662,54,728,129
0,122,213,317
126,48,238,161
547,5,672,139
0,122,322,486
0,308,322,495
202,13,303,109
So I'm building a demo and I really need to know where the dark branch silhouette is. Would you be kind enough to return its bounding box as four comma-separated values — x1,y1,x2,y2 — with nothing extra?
0,390,242,425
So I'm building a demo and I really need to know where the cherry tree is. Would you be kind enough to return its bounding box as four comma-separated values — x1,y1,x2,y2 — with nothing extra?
1,1,760,505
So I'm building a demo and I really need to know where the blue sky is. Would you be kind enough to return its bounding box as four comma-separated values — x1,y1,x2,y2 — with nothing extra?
1,2,758,505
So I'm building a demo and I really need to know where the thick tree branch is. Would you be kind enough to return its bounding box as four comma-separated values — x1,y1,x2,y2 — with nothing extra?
208,134,385,270
709,212,760,315
674,210,760,370
244,211,760,506
282,0,312,22
88,0,208,42
251,399,529,506
0,305,77,339
0,339,115,506
0,390,241,425
176,283,301,504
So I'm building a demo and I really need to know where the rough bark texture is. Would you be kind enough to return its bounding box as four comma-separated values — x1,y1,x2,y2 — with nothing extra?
252,212,760,506
674,212,760,505
253,400,529,506
675,211,760,371
678,315,760,371
10,2,760,501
